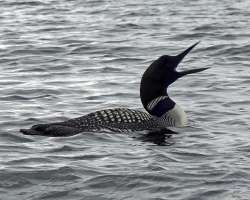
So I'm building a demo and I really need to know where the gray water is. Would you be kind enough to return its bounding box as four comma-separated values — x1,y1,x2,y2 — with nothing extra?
0,0,250,199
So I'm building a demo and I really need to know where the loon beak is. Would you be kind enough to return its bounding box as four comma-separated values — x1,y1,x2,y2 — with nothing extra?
176,41,200,64
178,67,209,76
176,42,209,76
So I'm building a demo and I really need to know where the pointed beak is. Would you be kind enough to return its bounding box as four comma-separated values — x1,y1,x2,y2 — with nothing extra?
175,41,209,76
176,41,200,65
178,67,210,77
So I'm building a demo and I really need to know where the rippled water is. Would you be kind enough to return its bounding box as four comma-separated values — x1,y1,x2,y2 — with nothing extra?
1,0,250,199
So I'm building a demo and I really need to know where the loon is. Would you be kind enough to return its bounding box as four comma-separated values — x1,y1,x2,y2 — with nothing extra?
20,42,208,137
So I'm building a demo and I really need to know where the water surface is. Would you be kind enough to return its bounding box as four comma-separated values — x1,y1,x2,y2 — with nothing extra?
0,0,250,199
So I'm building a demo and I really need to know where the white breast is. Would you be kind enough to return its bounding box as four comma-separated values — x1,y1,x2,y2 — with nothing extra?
155,104,188,128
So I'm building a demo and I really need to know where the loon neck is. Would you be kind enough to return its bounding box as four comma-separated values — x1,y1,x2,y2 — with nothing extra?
140,80,169,107
139,65,177,117
145,94,175,117
140,66,175,117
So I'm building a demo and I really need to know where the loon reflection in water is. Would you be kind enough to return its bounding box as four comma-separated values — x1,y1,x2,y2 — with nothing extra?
20,42,208,137
136,128,178,146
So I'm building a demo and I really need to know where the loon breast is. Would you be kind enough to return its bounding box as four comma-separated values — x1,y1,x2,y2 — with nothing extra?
155,104,188,128
146,96,188,128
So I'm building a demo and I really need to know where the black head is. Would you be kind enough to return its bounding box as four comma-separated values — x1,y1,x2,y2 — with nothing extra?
140,42,209,111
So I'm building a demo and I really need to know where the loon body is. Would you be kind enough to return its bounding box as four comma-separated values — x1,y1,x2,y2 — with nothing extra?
20,42,208,136
21,108,159,136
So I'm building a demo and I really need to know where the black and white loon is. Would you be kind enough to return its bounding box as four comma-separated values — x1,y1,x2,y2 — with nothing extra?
20,42,208,137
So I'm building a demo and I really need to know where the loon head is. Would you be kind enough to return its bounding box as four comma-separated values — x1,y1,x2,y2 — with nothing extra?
140,42,209,116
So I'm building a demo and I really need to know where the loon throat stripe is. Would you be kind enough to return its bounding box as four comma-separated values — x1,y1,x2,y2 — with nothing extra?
147,96,168,110
147,96,175,117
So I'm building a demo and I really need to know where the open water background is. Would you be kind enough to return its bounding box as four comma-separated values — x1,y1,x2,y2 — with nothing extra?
0,0,250,199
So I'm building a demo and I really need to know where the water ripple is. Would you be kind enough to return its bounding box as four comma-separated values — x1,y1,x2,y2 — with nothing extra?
0,0,250,199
